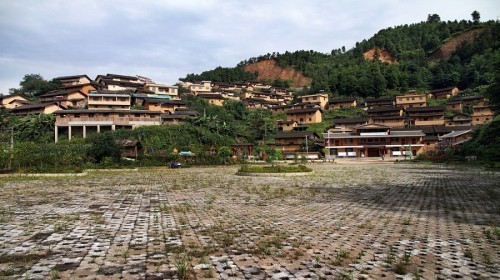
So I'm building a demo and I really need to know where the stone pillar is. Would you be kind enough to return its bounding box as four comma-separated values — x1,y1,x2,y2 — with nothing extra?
54,126,58,143
112,125,116,131
83,125,86,138
68,126,72,141
97,125,101,133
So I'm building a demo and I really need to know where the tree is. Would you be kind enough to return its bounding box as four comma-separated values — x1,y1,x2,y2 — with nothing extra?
427,14,441,23
18,74,61,97
86,133,121,163
471,11,480,24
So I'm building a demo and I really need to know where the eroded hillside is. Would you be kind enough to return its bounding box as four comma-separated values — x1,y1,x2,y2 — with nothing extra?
363,49,397,63
243,59,312,87
429,27,487,60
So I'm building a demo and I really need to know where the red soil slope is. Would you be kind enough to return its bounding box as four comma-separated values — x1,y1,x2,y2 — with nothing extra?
429,27,487,61
363,49,397,63
243,59,312,88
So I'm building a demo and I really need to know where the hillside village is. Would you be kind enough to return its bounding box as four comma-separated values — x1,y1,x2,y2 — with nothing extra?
0,72,495,160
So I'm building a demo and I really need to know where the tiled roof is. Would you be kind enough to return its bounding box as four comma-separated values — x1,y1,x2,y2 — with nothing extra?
275,131,319,139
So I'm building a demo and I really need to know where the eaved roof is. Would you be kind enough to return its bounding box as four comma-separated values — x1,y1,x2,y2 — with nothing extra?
367,106,402,113
333,118,368,124
198,93,225,99
439,129,472,139
54,109,161,114
329,97,357,103
285,107,321,114
429,86,458,93
11,102,63,111
54,74,91,81
275,131,319,139
406,106,444,112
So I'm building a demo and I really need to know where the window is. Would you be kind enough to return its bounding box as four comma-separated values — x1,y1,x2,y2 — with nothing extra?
150,115,156,118
75,114,80,118
313,96,317,100
309,118,312,121
135,114,140,118
118,113,125,117
89,113,95,117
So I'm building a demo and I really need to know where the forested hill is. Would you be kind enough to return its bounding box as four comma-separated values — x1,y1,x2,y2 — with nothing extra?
181,16,500,98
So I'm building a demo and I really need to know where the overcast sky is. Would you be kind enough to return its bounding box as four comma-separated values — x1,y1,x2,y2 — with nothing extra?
1,0,499,94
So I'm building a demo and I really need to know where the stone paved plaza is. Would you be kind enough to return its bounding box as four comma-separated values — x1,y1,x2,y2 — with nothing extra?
0,163,499,279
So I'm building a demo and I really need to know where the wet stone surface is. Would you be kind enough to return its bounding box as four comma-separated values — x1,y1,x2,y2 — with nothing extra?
0,163,499,279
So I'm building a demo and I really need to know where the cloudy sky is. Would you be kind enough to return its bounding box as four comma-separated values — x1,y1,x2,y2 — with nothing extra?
0,0,499,94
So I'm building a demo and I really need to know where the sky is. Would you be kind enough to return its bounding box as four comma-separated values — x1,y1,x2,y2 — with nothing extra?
0,0,499,94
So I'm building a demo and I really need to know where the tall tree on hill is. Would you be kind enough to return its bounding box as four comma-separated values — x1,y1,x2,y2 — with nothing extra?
471,11,480,24
16,74,61,97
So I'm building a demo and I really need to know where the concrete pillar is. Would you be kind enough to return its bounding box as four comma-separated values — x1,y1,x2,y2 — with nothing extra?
83,125,86,138
54,126,58,143
68,126,72,141
112,125,116,131
97,125,100,133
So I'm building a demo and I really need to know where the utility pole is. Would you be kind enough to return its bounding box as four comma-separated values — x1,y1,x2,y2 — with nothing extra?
305,135,309,160
8,127,13,170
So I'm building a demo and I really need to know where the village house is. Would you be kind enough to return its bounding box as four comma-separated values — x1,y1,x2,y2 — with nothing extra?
323,123,425,158
273,131,320,156
144,83,179,97
446,100,463,112
299,93,329,109
406,106,445,126
285,107,323,125
197,93,226,106
367,106,405,127
0,93,30,109
189,81,212,94
395,91,427,108
445,113,472,127
62,83,98,95
161,108,198,125
438,129,474,149
10,102,65,116
471,99,495,125
328,97,357,109
54,75,92,87
332,118,369,131
95,74,145,91
277,120,299,131
141,98,187,113
87,90,132,110
39,89,87,108
428,86,460,99
54,109,161,142
365,97,395,109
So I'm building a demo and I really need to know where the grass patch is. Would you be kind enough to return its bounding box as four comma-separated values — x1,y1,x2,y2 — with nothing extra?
238,164,312,173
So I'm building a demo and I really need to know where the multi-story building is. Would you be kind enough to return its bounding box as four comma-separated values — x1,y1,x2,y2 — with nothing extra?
54,109,161,142
285,107,322,125
274,131,320,154
396,91,426,108
471,99,495,125
189,81,212,94
328,98,357,109
54,75,92,86
0,93,30,109
324,123,425,158
144,83,179,97
365,97,395,109
299,94,329,109
406,106,445,126
367,106,405,127
142,98,187,113
198,93,226,106
445,113,472,127
95,74,144,91
87,90,132,110
428,86,459,99
39,89,87,108
10,102,65,116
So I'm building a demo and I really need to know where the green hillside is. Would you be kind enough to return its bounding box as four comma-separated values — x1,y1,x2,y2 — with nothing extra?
182,16,500,98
